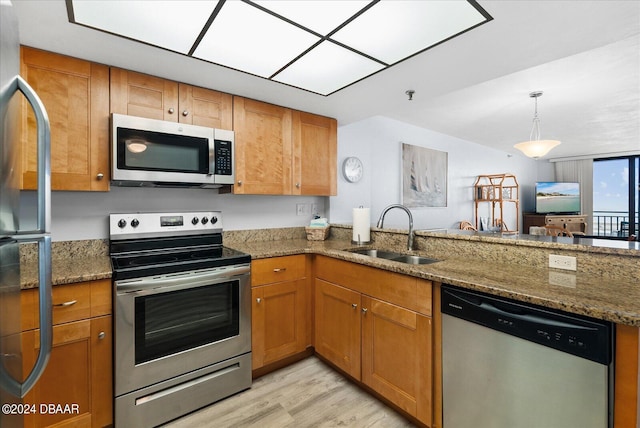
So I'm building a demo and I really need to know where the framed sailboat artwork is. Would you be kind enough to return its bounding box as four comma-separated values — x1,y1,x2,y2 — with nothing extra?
401,143,447,208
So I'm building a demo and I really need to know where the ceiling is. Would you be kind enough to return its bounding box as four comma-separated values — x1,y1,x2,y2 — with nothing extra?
11,0,640,160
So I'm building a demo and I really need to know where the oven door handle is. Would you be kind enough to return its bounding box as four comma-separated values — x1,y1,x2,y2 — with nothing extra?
116,265,250,294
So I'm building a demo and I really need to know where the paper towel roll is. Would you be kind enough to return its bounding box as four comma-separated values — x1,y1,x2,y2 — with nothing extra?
352,207,371,244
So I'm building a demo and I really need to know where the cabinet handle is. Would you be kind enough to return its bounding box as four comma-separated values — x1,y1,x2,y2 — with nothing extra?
351,303,358,309
182,110,189,117
96,173,104,180
168,108,175,114
361,308,368,314
53,300,77,307
98,332,106,340
256,298,262,304
295,183,300,188
237,180,242,186
273,268,287,272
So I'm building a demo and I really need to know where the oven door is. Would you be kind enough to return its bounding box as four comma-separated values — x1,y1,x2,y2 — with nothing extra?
114,264,251,397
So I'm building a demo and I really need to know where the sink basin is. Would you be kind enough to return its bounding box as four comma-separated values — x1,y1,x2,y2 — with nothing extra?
348,248,439,265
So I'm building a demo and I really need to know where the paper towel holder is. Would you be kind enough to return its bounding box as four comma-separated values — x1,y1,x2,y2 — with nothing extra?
351,205,371,245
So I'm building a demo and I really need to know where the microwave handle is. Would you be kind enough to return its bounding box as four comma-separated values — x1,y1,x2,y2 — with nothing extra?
208,138,215,176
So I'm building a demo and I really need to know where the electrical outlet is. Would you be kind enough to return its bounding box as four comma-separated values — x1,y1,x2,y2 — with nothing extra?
548,271,577,288
296,203,309,216
548,254,577,271
311,203,319,216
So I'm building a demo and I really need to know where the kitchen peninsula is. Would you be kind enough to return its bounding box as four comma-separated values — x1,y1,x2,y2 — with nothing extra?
19,226,640,427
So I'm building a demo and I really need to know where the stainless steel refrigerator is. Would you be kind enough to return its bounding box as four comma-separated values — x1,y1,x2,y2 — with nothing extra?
1,1,53,426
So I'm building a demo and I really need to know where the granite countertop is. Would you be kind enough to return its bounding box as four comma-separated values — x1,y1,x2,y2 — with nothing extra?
20,236,640,327
227,238,640,327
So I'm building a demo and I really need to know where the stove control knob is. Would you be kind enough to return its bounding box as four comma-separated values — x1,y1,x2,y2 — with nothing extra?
191,217,199,225
201,217,209,225
131,218,140,228
210,216,218,224
117,219,127,228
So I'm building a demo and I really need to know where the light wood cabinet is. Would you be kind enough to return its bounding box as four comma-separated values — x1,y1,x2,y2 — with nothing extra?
251,255,311,370
20,47,110,191
292,111,337,196
20,280,113,428
314,256,433,426
233,97,337,196
314,279,361,379
110,68,232,129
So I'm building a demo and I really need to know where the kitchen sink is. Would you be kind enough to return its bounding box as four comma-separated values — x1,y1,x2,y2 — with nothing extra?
348,248,439,265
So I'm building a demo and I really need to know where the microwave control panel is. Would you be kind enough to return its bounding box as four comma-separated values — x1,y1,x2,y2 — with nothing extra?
214,140,233,176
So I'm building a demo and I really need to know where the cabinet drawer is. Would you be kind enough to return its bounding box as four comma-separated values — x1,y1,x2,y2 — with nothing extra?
21,279,112,330
315,256,432,316
251,255,306,286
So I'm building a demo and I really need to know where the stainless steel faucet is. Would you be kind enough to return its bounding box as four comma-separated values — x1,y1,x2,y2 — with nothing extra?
376,204,414,251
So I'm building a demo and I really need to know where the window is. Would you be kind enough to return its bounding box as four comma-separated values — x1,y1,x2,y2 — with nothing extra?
592,156,639,239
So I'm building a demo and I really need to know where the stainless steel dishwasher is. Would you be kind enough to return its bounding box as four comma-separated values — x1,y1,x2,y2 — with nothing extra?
441,285,613,428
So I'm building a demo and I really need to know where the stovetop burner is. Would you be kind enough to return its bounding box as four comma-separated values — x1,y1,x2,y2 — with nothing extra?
109,211,250,281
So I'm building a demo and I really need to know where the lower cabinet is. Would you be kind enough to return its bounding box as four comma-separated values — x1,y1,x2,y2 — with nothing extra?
251,255,311,370
314,256,433,426
20,280,112,428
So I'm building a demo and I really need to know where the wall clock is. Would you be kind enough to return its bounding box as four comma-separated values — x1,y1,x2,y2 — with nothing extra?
342,156,363,183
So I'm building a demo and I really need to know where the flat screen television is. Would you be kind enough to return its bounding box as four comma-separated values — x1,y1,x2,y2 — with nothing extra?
536,182,581,214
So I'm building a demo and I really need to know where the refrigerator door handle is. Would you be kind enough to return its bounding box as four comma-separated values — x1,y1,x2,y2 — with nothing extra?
12,75,51,235
1,236,52,398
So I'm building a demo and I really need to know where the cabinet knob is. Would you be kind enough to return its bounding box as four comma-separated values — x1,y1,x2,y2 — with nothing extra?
256,298,262,304
295,183,300,188
237,180,242,186
96,173,104,180
351,303,358,309
182,110,189,117
98,332,106,340
361,308,368,314
168,108,175,114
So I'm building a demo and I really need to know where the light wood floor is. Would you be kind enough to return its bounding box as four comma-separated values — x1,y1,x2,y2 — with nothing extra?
162,356,415,428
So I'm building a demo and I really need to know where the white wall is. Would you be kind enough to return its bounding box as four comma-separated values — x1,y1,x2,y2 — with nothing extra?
20,188,325,241
331,116,554,230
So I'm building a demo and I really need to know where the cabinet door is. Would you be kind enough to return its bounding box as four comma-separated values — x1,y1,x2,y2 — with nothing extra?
314,279,361,379
292,111,337,196
22,320,93,427
110,68,179,121
20,47,109,191
21,316,112,428
252,279,309,369
361,296,432,425
233,97,292,194
178,84,232,128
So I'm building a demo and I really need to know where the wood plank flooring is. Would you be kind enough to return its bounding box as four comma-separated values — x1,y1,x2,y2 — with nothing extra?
162,356,416,428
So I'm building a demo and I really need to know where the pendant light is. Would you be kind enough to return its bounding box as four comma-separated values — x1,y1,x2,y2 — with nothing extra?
514,91,561,158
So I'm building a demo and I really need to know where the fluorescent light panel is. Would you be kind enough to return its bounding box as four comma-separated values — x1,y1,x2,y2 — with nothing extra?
69,0,491,95
71,0,217,54
194,1,319,78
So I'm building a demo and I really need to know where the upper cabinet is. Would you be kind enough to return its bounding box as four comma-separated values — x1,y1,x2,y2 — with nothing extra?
233,97,337,196
292,111,337,196
20,47,110,191
110,68,232,129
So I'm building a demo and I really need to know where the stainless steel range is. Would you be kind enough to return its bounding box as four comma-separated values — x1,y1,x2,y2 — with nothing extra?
109,211,251,427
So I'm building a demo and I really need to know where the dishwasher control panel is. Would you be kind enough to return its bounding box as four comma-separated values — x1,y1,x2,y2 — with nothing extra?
441,285,612,365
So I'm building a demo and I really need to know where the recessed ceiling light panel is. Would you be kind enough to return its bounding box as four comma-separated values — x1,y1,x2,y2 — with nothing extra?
71,0,218,54
193,1,320,78
254,0,371,35
331,0,488,64
273,41,384,95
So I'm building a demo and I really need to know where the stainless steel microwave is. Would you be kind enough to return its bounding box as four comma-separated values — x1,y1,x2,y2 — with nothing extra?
111,113,234,188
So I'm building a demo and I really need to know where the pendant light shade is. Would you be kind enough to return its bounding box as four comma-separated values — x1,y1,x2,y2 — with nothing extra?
514,91,561,158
